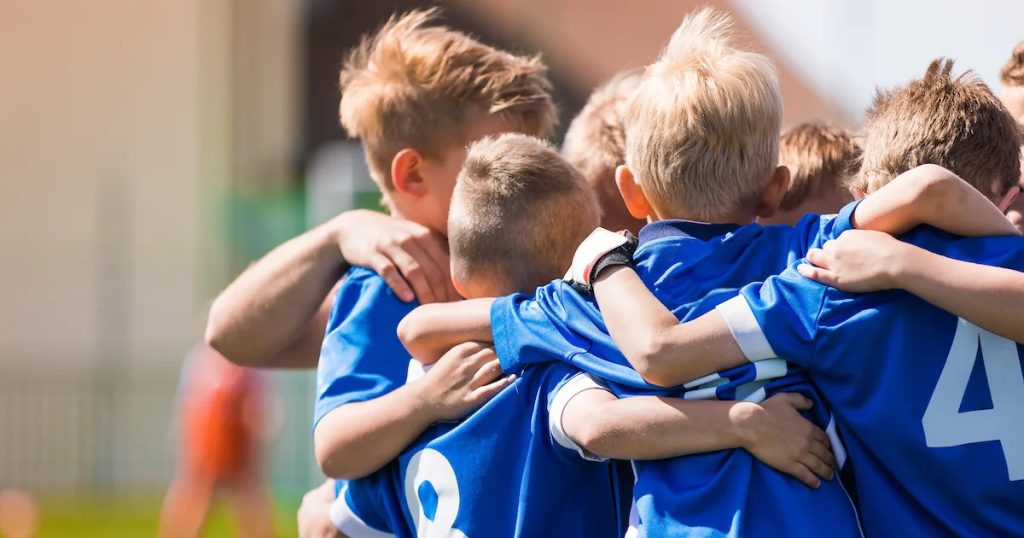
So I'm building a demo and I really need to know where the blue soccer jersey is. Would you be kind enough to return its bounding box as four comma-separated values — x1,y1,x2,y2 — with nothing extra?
314,266,419,536
720,227,1024,536
315,267,417,426
490,209,865,537
365,362,632,537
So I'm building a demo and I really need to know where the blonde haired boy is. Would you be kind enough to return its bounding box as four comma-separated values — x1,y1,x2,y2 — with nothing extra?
562,71,646,233
760,123,858,226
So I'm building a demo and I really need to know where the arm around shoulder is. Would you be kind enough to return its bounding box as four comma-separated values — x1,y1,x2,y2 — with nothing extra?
397,299,495,364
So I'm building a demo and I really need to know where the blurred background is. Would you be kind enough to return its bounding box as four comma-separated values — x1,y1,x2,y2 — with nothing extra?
1,0,1021,535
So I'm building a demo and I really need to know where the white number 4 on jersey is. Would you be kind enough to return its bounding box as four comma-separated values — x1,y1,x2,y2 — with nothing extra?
923,319,1024,481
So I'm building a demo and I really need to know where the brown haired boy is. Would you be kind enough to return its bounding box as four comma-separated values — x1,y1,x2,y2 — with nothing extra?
253,10,562,536
759,123,859,226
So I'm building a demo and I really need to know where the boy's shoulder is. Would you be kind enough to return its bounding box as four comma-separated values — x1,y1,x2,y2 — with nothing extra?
328,266,418,329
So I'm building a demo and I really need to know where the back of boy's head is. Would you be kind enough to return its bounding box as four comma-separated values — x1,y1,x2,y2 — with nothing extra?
563,70,642,197
857,59,1022,197
778,123,860,211
626,8,783,221
449,134,600,294
1001,42,1024,88
339,9,557,191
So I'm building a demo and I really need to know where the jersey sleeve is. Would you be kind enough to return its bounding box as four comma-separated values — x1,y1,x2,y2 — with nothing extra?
715,267,828,370
547,371,614,462
789,199,863,253
331,479,395,537
314,268,417,427
490,282,600,373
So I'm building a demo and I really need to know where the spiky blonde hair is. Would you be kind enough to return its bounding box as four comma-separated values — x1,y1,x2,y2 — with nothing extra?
339,9,556,190
625,8,783,220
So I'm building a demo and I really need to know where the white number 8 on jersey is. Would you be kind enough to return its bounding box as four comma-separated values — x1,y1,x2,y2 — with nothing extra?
922,319,1024,481
404,448,468,538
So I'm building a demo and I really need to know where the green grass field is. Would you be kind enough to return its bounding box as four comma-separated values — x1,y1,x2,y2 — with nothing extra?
33,492,300,537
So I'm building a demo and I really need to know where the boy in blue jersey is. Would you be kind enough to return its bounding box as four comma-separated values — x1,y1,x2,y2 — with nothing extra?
357,133,836,537
308,10,559,535
396,12,1022,537
584,60,1024,536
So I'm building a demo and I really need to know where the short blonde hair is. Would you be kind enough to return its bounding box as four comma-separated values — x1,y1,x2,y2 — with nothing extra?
626,8,783,220
562,70,643,196
339,9,556,190
449,134,600,293
778,123,860,210
1001,42,1024,87
857,59,1022,196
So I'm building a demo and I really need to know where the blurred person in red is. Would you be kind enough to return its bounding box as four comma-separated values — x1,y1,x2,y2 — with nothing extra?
159,345,275,538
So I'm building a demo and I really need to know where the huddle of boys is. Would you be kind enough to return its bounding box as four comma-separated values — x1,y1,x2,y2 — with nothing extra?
215,7,1024,538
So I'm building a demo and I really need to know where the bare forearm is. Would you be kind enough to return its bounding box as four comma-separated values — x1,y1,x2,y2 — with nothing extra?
594,267,745,386
853,165,1018,237
895,245,1024,343
313,381,437,480
206,219,345,366
398,299,495,364
565,391,749,460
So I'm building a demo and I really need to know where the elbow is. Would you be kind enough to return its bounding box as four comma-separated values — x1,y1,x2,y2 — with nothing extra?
627,335,678,388
204,300,263,367
397,308,440,363
916,165,960,204
396,312,423,351
314,435,366,481
204,300,235,359
570,416,620,460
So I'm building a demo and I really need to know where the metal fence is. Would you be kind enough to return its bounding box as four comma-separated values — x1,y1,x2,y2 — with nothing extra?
0,364,322,497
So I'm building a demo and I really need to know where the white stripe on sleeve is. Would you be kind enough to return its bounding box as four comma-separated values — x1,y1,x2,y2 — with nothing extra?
548,372,612,462
329,489,395,538
716,295,778,361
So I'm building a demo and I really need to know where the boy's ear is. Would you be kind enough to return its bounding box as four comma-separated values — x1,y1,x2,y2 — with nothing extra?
391,148,428,197
754,166,791,219
616,165,654,220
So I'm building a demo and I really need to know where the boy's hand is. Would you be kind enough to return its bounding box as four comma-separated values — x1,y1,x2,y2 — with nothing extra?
296,480,342,538
733,393,835,488
413,342,516,422
334,210,459,304
797,229,912,292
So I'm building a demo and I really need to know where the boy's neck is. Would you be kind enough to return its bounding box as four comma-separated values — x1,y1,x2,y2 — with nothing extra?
650,207,756,227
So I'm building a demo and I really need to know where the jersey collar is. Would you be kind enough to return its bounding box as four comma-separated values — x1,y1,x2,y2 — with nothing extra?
637,220,742,245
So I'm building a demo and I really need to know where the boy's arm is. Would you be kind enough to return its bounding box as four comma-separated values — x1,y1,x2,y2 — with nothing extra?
398,299,496,364
799,229,1024,343
206,210,455,368
314,342,514,479
592,266,747,387
850,164,1020,237
587,165,1018,386
559,387,834,488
